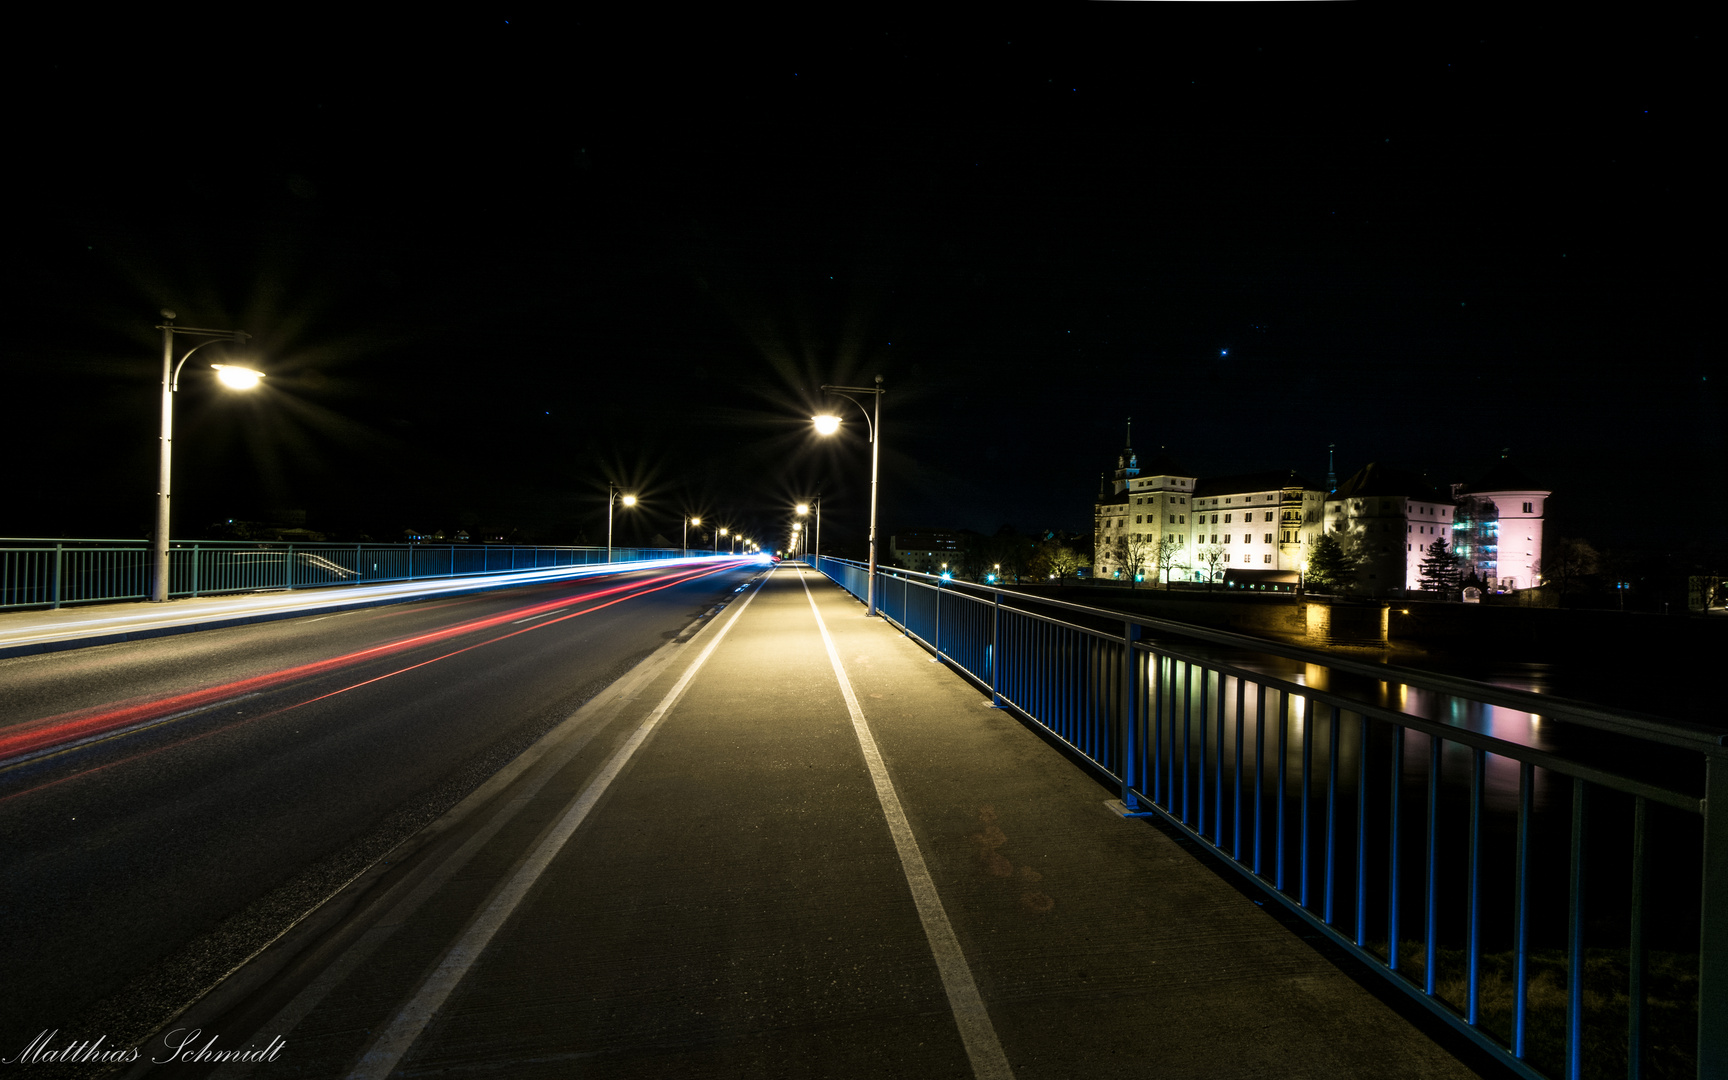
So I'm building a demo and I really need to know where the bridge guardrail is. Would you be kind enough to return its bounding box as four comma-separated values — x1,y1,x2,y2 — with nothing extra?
807,554,1725,1080
0,539,695,610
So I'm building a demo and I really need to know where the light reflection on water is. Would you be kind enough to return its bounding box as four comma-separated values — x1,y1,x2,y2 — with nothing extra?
1142,638,1692,815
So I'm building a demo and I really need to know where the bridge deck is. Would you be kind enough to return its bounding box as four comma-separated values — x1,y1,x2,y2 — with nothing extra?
129,565,1497,1078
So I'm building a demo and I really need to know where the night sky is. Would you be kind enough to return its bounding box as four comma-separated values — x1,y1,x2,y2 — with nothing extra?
8,13,1719,560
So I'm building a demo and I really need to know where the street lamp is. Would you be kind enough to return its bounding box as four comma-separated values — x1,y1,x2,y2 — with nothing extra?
717,527,728,555
814,375,884,616
153,311,261,602
685,516,701,555
608,484,637,563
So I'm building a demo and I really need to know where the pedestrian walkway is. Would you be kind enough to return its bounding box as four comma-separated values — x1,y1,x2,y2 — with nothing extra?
131,565,1493,1079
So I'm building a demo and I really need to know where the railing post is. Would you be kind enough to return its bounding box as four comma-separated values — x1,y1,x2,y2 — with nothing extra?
1121,620,1143,810
1700,751,1728,1079
286,544,296,590
52,544,63,610
932,576,942,660
190,543,202,597
989,590,1003,708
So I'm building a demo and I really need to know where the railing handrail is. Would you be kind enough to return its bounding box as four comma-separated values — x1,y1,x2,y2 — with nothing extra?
815,556,1727,752
1,540,701,613
0,537,634,550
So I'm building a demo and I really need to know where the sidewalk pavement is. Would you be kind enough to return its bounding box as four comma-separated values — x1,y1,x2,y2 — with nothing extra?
130,564,1494,1079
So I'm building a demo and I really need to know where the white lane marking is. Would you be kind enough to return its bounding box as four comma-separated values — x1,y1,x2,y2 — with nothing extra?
797,570,1014,1080
344,574,769,1080
511,607,568,624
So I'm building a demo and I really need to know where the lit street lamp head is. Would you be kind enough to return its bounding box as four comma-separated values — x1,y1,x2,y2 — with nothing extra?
812,414,841,435
211,363,265,390
621,494,637,507
795,503,809,515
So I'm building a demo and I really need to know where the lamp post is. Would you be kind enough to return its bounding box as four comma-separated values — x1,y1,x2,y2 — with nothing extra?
813,376,884,615
608,484,637,563
717,527,728,555
153,311,262,603
685,516,700,555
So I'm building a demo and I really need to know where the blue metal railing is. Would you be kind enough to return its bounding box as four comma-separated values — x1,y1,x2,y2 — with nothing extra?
0,539,695,610
807,555,1726,1080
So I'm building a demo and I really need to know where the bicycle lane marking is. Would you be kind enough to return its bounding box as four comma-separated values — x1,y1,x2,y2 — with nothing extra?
797,568,1014,1080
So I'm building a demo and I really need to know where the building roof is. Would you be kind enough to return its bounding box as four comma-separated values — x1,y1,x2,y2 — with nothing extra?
1332,462,1451,503
1193,470,1320,498
1456,459,1550,496
1129,453,1191,478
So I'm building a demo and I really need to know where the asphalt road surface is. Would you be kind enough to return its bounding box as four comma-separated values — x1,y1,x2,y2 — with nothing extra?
0,561,763,1055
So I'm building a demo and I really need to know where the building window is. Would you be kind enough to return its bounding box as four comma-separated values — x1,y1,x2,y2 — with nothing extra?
1264,533,1273,544
1224,514,1232,523
1264,554,1272,564
1210,534,1218,544
1224,554,1231,562
1523,502,1533,514
1211,514,1219,524
1224,535,1232,544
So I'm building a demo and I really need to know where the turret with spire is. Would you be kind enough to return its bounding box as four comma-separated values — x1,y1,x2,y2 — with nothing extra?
1113,417,1140,491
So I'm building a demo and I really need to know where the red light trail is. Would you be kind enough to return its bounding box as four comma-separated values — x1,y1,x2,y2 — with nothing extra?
0,564,737,770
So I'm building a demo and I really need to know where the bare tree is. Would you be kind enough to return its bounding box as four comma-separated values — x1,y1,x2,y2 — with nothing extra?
1154,535,1185,590
1111,532,1157,589
1195,544,1226,591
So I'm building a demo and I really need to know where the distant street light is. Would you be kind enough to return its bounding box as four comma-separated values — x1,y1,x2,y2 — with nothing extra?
814,375,884,615
608,484,637,563
685,515,701,555
153,311,261,603
716,527,728,554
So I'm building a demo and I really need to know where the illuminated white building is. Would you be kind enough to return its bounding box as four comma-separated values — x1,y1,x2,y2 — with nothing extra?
1451,461,1550,592
1091,436,1322,586
1093,442,1199,582
1189,472,1326,585
1324,463,1456,595
1093,440,1549,596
